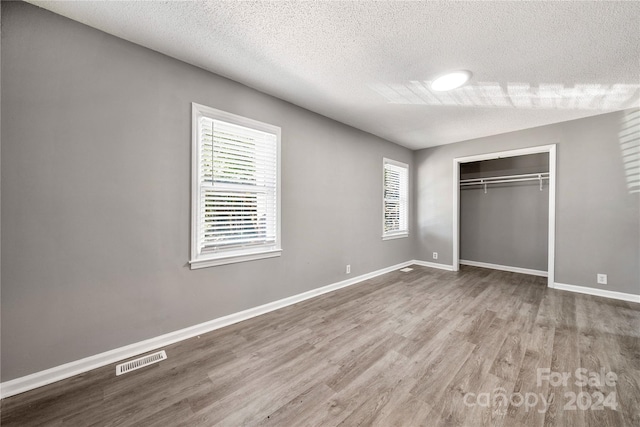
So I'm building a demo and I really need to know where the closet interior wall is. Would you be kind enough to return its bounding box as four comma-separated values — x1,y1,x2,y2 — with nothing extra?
459,153,550,272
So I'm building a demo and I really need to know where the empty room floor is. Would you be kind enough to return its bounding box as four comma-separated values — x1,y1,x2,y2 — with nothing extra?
2,265,639,426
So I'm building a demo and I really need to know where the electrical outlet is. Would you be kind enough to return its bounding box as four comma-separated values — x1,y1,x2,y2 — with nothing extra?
433,252,438,260
346,264,351,274
597,273,607,285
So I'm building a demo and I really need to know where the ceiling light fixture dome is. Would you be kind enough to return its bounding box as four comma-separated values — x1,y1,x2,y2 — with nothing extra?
431,70,472,91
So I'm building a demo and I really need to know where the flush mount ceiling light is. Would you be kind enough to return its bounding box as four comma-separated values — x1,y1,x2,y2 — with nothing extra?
431,70,472,91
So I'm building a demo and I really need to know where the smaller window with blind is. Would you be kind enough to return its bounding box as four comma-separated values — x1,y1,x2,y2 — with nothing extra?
191,103,281,269
382,158,409,240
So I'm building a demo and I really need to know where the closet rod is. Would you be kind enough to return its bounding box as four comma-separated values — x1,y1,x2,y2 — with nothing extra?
460,172,549,193
460,172,549,185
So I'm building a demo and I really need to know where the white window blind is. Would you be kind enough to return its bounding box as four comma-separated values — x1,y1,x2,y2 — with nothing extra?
383,159,409,239
191,104,281,268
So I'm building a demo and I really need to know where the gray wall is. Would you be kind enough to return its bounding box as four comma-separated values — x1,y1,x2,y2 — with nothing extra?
0,1,3,377
415,111,640,295
460,154,549,271
1,2,414,381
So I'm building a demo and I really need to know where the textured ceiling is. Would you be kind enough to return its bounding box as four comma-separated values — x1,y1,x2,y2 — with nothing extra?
27,1,640,149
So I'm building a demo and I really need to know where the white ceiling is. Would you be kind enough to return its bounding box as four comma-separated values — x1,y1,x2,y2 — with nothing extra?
27,1,640,150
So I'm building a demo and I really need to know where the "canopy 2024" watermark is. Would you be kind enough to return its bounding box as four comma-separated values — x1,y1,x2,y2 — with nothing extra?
462,368,618,414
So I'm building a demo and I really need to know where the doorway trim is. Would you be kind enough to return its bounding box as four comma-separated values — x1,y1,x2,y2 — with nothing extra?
452,144,557,287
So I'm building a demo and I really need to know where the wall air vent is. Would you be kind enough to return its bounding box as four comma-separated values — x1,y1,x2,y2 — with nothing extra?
116,350,167,376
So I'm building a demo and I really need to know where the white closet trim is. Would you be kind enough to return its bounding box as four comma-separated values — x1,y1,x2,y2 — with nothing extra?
452,144,557,287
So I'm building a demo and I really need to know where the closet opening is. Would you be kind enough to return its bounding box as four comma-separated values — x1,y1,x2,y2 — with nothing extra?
452,145,557,287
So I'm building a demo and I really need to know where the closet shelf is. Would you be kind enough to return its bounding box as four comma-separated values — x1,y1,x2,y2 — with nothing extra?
460,172,549,192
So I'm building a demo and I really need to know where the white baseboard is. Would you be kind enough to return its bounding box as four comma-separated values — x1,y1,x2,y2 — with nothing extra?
411,260,454,271
1,260,417,399
552,282,640,303
459,259,548,277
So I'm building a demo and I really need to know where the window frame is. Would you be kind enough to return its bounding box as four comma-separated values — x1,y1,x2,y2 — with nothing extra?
190,103,282,269
382,158,409,240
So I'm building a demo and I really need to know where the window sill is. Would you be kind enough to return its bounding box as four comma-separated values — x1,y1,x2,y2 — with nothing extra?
190,248,282,269
382,233,409,241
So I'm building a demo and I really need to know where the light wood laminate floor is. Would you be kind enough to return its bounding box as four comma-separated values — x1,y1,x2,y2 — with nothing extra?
2,265,639,426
